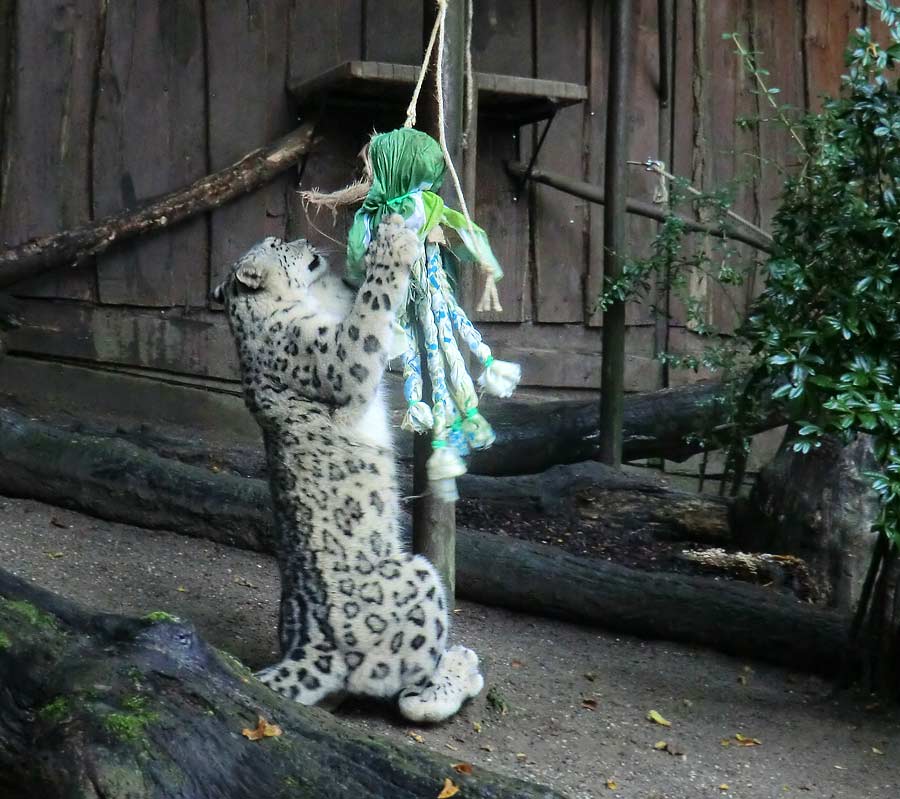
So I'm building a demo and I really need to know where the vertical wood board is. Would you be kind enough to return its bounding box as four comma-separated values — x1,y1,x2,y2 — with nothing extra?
93,0,208,307
804,0,863,111
207,0,294,295
0,0,101,299
363,0,423,64
532,0,588,323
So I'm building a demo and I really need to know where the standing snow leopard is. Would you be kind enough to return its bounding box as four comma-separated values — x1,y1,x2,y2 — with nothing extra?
212,214,483,722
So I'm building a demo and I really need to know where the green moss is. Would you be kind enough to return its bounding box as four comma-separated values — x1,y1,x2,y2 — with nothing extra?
0,631,10,650
2,600,56,629
38,697,71,724
104,711,158,744
103,696,159,745
142,611,179,623
486,686,509,715
121,695,149,713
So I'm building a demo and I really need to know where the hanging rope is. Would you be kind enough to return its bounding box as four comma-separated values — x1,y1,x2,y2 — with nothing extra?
298,0,521,502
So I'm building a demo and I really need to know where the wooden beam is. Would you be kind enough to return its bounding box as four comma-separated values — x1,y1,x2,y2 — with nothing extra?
598,0,636,466
506,161,774,253
0,122,317,290
411,1,466,607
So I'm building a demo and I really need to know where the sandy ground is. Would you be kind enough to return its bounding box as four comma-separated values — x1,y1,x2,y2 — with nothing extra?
1,494,898,799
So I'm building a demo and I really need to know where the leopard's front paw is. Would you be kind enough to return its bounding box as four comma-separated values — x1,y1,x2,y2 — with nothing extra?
377,214,421,270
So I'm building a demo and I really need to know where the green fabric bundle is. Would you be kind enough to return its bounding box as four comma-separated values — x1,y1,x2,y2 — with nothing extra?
345,128,502,285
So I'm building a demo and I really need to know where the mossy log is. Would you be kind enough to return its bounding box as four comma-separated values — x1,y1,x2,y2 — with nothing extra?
0,408,849,675
0,569,561,799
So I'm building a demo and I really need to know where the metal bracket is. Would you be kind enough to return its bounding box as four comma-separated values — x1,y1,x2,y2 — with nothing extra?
515,106,559,196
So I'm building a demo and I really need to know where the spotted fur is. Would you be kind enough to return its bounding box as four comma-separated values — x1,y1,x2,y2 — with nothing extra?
215,215,483,721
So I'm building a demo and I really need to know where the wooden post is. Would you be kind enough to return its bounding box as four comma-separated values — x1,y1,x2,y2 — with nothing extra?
411,0,467,606
598,0,635,467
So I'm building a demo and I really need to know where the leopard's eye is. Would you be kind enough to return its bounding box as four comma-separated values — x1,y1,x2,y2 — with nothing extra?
308,255,321,271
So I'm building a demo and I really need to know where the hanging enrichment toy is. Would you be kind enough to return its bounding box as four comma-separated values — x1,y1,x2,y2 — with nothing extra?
302,0,521,503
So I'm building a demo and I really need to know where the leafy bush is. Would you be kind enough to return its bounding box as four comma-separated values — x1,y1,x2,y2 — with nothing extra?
744,1,900,544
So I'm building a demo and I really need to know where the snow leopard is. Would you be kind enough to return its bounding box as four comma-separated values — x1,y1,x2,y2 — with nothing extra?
212,214,483,722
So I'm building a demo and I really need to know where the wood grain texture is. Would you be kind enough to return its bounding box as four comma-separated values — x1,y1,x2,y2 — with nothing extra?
288,0,363,81
471,0,534,77
5,299,239,381
479,321,659,391
804,0,863,111
93,0,208,307
207,0,293,295
0,0,102,300
469,124,531,322
532,0,588,323
362,0,422,64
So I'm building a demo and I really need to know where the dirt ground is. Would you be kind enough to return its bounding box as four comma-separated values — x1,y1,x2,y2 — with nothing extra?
1,494,898,799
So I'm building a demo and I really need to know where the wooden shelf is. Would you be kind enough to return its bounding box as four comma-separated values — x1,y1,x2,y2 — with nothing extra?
288,61,587,126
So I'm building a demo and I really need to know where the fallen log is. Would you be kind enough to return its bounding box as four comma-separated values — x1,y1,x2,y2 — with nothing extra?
0,569,560,799
0,408,848,674
0,121,317,289
37,377,786,477
469,379,786,474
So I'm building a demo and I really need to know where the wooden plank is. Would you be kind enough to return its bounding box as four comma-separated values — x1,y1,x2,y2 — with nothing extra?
754,0,806,228
465,0,534,323
287,60,587,124
585,0,608,327
471,0,534,76
0,0,102,300
288,0,363,81
0,0,14,198
363,0,423,64
667,0,758,335
469,123,531,323
533,0,588,323
93,0,208,307
5,299,239,381
207,0,293,298
623,0,662,328
480,322,659,391
804,1,863,111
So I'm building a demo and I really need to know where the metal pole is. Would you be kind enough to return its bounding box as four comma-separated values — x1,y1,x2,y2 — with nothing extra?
598,0,635,467
412,0,466,607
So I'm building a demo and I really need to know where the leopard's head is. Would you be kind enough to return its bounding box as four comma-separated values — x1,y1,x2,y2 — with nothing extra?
211,237,330,308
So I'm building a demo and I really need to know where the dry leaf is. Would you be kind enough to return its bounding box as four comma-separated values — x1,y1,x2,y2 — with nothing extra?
653,741,668,750
177,586,187,593
241,716,282,741
872,747,884,755
437,778,460,799
734,733,762,747
46,551,65,559
408,731,425,744
511,659,524,669
472,721,482,733
719,785,730,792
720,738,732,747
606,778,618,790
646,710,671,727
452,762,474,775
581,698,598,711
834,765,846,770
515,753,527,763
480,744,494,752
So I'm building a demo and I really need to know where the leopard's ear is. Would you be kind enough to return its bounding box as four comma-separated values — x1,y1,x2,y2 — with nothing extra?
234,262,265,291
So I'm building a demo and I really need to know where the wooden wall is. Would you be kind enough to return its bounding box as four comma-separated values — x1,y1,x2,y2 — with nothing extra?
0,0,872,394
